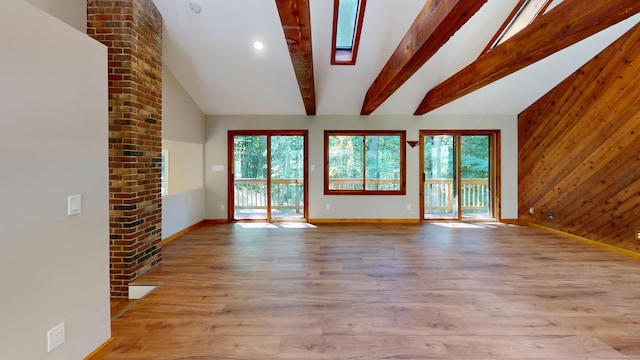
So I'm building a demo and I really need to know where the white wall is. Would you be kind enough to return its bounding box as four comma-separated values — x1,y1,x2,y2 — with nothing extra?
162,66,206,239
164,140,204,195
0,1,110,359
24,0,86,33
163,67,206,144
205,114,518,220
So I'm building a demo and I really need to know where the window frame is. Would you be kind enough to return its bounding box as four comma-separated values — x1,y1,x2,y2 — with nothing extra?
331,0,367,65
324,130,406,195
480,0,552,56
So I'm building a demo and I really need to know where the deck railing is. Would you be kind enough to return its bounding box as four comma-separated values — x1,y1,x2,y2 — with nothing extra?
233,178,489,213
234,178,303,213
328,178,400,191
424,178,489,212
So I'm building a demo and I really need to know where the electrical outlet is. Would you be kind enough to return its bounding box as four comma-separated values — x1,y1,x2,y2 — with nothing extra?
219,204,225,211
406,204,412,211
528,207,534,215
325,204,330,211
47,323,65,352
636,230,640,240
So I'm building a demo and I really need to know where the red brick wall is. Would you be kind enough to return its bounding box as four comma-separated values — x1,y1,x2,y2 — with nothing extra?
88,0,163,298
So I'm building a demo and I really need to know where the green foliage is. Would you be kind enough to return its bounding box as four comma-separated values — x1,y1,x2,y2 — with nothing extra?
424,135,454,179
461,136,489,179
328,135,401,181
234,135,266,179
271,135,304,180
365,135,400,180
328,135,363,179
233,135,305,180
424,135,489,179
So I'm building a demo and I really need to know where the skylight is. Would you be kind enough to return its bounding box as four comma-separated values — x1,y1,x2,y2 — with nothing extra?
331,0,366,65
482,0,552,54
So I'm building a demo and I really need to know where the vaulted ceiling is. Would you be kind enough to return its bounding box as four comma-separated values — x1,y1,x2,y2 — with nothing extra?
152,0,640,116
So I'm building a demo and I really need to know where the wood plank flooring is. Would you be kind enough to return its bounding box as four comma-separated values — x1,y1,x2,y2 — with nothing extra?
104,222,640,359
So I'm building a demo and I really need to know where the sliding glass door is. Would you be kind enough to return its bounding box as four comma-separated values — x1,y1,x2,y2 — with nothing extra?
460,135,492,219
421,131,497,221
423,134,458,219
232,134,268,220
270,135,305,219
229,131,307,221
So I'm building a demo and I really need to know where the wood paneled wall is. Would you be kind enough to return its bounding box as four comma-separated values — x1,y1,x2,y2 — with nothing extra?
518,23,640,253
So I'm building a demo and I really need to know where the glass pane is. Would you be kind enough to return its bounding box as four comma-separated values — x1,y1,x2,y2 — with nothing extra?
461,135,491,219
233,135,267,220
161,149,168,196
365,135,401,191
336,0,359,49
423,135,457,219
270,136,305,220
497,0,549,46
328,135,364,190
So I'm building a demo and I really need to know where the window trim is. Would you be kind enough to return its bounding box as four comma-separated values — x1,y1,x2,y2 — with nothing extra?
480,0,552,56
419,130,501,221
324,130,406,195
331,0,367,65
227,129,309,221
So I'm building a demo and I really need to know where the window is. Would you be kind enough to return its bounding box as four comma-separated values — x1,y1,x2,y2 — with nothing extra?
161,149,169,196
481,0,552,55
325,130,406,195
331,0,366,65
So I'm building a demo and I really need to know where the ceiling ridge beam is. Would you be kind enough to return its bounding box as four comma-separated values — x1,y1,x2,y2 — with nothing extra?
414,0,640,115
360,0,488,115
276,0,316,115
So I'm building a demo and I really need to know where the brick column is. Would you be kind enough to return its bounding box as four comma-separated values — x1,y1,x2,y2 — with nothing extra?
88,0,163,298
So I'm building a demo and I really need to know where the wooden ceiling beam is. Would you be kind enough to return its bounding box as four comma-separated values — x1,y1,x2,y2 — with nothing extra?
414,0,640,115
275,0,316,115
360,0,488,115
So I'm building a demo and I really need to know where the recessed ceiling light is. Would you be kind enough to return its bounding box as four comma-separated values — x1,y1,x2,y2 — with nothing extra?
189,2,201,14
253,41,264,50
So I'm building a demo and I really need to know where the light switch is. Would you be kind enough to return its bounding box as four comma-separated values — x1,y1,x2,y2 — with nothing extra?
67,195,81,216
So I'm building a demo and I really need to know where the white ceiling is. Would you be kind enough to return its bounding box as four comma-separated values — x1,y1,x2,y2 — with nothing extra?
152,0,639,116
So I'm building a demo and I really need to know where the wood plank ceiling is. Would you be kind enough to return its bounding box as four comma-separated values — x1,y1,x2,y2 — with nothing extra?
275,0,640,116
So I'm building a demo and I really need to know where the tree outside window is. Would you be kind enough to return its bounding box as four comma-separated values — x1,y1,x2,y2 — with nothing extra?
325,130,405,195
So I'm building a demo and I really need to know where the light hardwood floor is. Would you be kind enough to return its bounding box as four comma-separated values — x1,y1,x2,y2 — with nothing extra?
104,222,640,359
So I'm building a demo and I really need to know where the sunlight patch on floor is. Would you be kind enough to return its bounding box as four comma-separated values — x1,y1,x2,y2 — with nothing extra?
237,222,317,229
432,222,521,229
238,223,279,229
128,285,158,299
279,222,317,228
432,222,486,229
